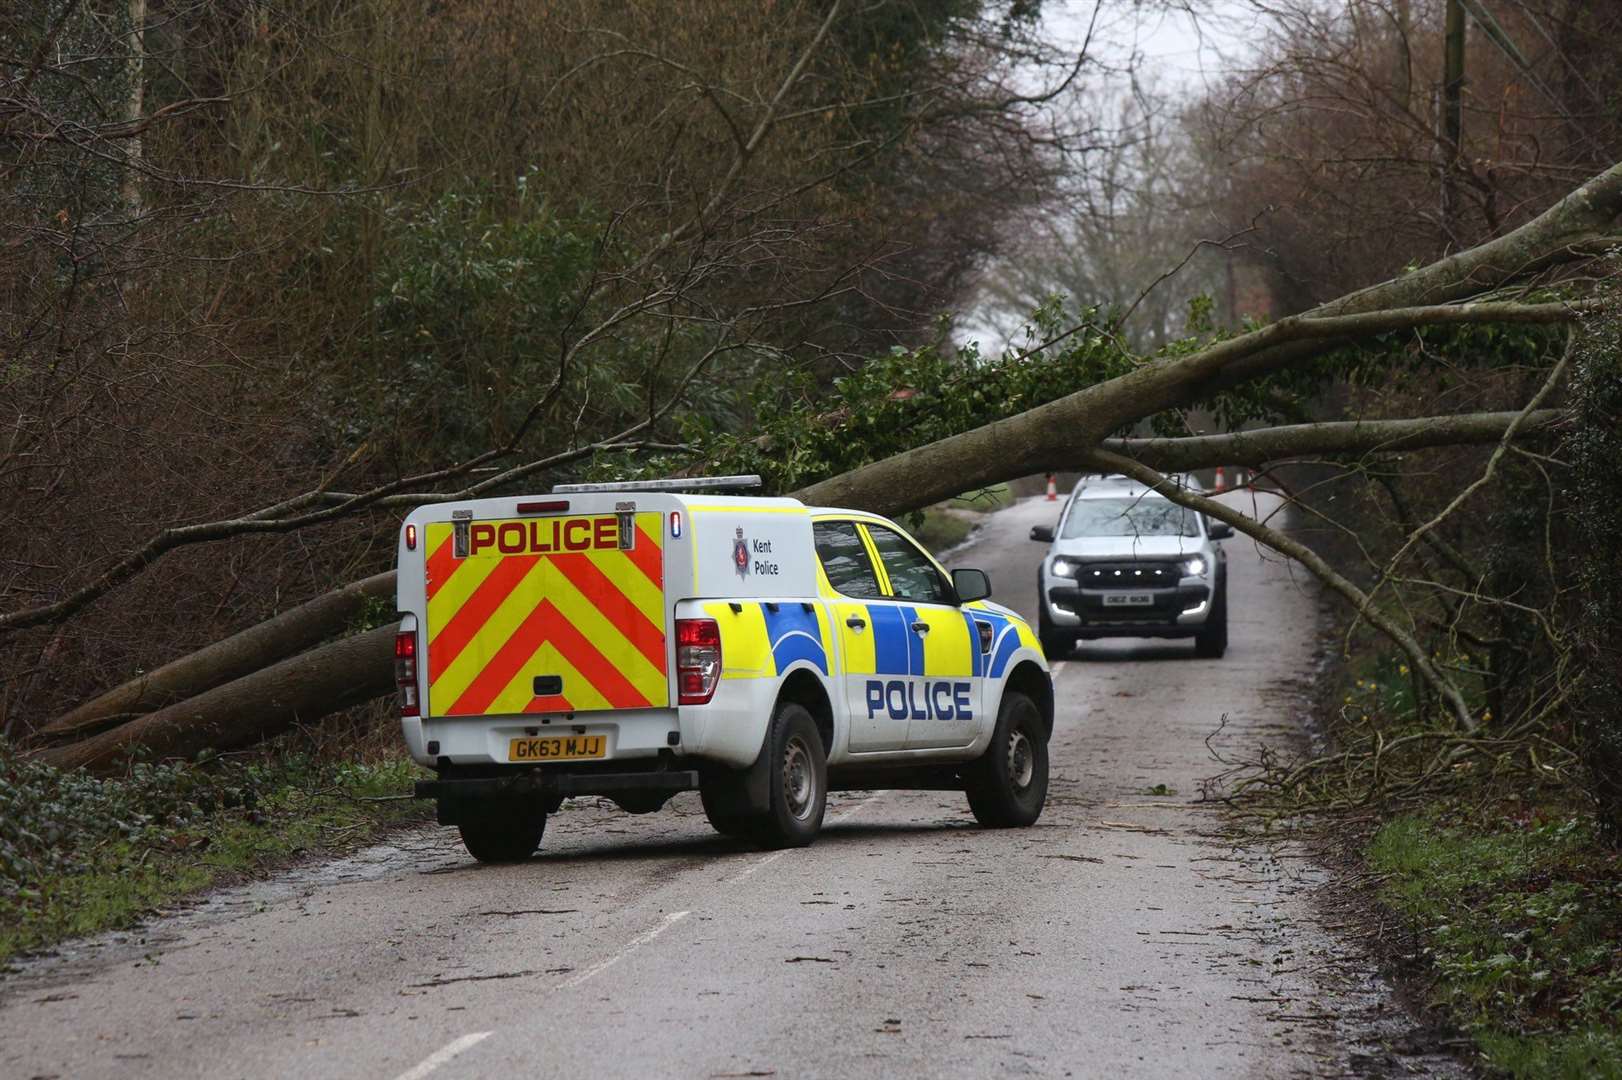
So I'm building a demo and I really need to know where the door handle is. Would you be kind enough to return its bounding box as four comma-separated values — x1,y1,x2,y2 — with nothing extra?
845,615,867,630
910,620,930,634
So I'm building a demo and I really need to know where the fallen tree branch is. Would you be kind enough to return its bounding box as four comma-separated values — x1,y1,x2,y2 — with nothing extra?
1100,409,1564,472
34,626,397,772
1083,448,1479,732
33,572,396,744
1376,338,1575,589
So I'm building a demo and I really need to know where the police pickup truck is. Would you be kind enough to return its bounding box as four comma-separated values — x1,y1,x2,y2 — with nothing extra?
394,477,1052,862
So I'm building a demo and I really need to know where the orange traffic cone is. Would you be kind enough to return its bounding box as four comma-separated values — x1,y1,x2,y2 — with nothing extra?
1045,474,1058,501
1214,466,1227,492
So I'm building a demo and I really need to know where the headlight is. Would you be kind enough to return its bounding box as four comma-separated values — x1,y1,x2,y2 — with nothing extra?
1183,556,1208,577
1050,557,1079,579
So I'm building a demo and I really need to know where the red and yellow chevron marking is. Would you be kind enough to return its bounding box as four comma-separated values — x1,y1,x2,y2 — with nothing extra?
422,513,667,716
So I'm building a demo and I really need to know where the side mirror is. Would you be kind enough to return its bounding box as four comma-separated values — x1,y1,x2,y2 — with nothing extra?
953,568,992,603
1209,521,1234,540
1029,525,1055,543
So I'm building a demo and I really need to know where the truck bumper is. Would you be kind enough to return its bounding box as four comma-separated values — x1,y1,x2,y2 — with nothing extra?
1044,581,1212,635
415,768,699,802
415,766,701,823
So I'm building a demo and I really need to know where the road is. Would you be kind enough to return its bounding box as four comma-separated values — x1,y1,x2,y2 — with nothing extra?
2,492,1447,1079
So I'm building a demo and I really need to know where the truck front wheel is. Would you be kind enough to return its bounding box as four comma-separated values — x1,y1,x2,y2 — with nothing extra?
747,702,827,849
458,802,546,864
964,691,1048,828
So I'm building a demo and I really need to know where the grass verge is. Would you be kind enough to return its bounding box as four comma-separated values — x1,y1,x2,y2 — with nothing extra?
907,484,1015,553
0,745,430,968
1369,809,1622,1078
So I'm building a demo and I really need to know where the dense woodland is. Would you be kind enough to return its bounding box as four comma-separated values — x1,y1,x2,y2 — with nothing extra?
4,3,1622,837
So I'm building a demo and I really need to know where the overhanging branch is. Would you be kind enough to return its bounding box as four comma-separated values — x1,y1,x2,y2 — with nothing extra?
1100,409,1564,472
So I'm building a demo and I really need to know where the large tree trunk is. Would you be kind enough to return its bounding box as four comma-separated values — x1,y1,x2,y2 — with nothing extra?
26,407,1573,769
36,572,396,744
36,626,398,772
28,161,1622,771
797,163,1622,514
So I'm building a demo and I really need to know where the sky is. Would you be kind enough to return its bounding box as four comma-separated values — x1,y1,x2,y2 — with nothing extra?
1042,0,1264,92
954,0,1264,352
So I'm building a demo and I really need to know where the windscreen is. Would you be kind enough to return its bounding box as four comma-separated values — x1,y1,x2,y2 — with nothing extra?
1060,497,1200,539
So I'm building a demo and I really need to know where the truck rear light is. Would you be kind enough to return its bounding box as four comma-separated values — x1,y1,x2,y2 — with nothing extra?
675,618,721,705
669,510,683,538
405,523,417,550
395,630,421,717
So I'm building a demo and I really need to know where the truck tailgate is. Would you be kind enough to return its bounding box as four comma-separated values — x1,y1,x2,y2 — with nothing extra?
422,512,667,716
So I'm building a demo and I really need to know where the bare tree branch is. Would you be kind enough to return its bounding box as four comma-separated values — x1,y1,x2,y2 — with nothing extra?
1084,448,1479,732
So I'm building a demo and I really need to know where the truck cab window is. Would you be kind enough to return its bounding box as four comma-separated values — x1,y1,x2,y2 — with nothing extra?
813,520,882,598
865,525,952,605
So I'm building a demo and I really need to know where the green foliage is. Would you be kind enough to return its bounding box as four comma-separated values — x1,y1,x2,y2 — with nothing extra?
604,292,1569,502
645,304,1134,493
362,176,611,461
1370,812,1622,1079
357,172,742,472
0,743,427,965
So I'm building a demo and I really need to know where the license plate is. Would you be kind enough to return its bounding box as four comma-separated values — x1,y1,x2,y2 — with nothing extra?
1104,593,1154,607
508,735,606,762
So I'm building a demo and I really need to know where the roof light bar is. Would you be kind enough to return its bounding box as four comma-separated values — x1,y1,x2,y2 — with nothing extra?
551,474,763,495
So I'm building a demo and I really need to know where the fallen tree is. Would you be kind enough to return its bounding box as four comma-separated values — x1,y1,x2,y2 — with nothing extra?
35,573,395,745
37,627,398,772
19,159,1622,778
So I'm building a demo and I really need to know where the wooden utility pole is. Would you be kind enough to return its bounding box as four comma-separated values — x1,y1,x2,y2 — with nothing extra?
1440,0,1466,242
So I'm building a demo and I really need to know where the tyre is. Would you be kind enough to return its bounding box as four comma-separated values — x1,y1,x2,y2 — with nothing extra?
746,702,827,849
1194,580,1228,659
964,691,1049,828
458,802,546,863
699,783,751,838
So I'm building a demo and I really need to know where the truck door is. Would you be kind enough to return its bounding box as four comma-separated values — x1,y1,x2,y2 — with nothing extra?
861,523,980,750
812,519,908,752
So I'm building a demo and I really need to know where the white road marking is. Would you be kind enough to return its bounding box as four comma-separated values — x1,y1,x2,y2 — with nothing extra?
723,795,877,885
556,910,690,990
393,1031,492,1080
1051,660,1069,676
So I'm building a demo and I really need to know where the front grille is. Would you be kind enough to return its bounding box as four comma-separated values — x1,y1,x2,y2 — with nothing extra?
1070,561,1181,589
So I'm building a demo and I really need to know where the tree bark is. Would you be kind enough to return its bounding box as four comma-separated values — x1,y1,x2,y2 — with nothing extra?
36,626,398,772
36,572,395,743
1099,409,1563,472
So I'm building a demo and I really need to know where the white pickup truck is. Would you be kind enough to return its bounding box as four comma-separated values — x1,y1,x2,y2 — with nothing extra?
394,477,1052,862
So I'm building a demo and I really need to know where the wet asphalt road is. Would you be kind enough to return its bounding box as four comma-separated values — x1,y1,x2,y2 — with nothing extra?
0,493,1446,1079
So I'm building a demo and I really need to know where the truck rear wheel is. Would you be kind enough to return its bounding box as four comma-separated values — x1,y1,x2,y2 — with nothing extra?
458,803,546,864
699,785,751,838
746,702,827,849
964,691,1048,828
